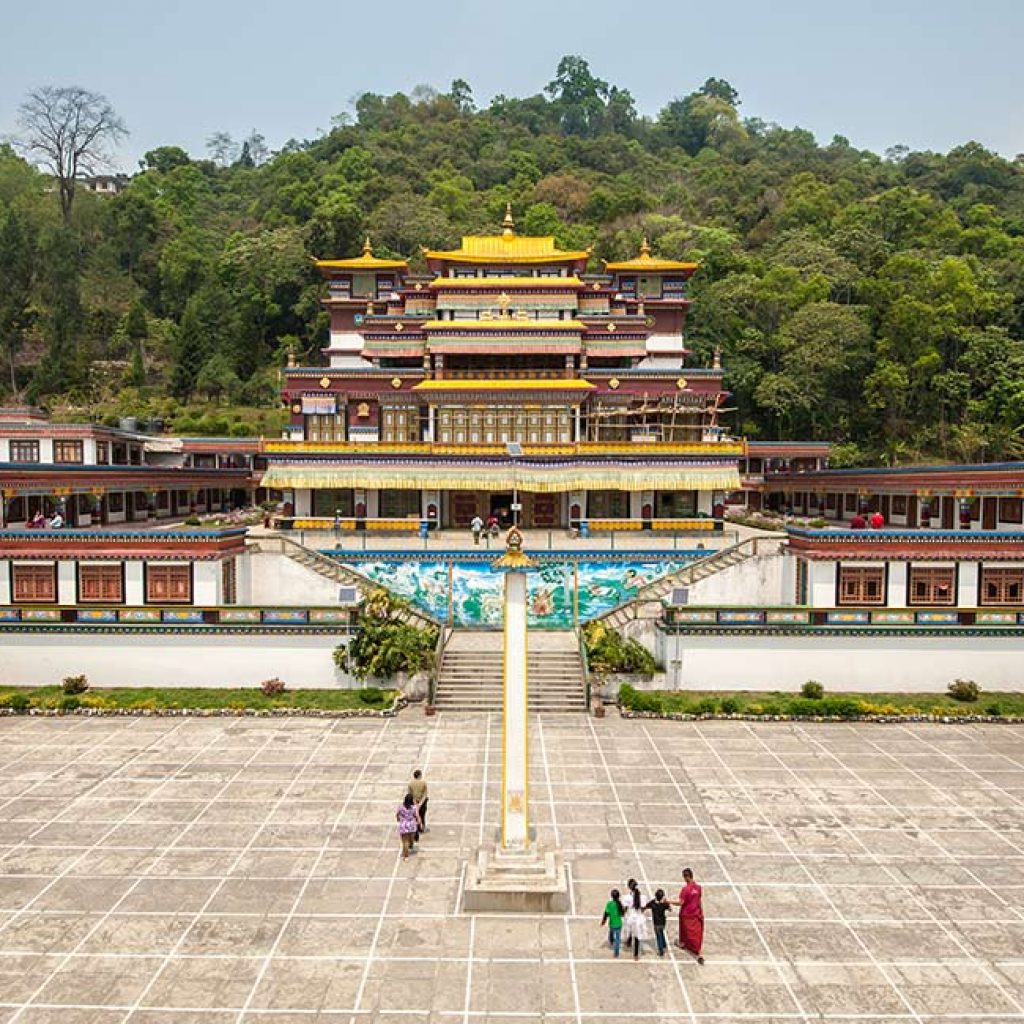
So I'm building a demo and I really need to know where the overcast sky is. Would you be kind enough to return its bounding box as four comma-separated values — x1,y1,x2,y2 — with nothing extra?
1,0,1021,171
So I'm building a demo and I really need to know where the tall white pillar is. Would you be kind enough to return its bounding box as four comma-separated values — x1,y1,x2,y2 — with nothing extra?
502,568,529,848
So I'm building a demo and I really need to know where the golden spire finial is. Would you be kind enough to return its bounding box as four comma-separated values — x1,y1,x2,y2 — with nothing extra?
498,292,512,318
362,236,373,256
640,236,651,257
502,202,515,238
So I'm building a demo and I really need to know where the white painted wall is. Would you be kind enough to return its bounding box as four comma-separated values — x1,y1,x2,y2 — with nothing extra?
125,563,144,604
0,633,358,689
194,562,220,605
657,632,1024,692
809,560,836,607
57,562,76,604
247,549,343,606
887,562,907,606
687,547,787,605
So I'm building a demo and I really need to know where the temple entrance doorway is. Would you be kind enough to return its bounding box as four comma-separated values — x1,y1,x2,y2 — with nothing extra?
490,493,514,527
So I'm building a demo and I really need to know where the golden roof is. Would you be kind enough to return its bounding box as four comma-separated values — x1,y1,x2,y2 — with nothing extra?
315,237,409,272
411,379,595,392
429,277,584,289
421,319,585,331
604,238,698,273
424,235,590,265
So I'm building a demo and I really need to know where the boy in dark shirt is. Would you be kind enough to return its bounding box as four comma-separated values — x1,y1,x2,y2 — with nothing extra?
645,888,672,956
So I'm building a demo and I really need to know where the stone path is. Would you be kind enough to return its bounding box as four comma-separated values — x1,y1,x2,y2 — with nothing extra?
0,713,1022,1022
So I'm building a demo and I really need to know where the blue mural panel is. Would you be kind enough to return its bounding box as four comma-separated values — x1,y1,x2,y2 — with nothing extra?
343,557,695,628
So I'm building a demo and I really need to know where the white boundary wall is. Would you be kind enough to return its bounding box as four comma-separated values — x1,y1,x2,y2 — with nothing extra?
656,631,1024,692
0,633,358,689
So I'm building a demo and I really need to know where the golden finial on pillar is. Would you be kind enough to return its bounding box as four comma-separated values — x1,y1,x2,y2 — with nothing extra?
713,345,722,369
502,203,515,238
640,236,651,257
362,236,373,256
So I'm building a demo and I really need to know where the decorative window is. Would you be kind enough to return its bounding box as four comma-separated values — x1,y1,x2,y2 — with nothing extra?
107,492,124,513
53,440,84,464
221,559,237,605
892,495,907,516
305,413,346,442
845,493,858,513
95,441,109,465
908,565,956,606
837,565,886,606
998,498,1023,524
795,558,809,604
12,563,57,603
825,493,837,510
9,440,39,463
78,564,123,604
979,566,1024,606
145,564,192,604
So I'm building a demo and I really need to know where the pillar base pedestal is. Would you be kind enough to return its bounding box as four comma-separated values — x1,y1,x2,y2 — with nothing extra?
463,842,569,913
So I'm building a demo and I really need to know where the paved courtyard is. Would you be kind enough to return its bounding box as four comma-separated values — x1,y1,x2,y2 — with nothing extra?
0,714,1022,1023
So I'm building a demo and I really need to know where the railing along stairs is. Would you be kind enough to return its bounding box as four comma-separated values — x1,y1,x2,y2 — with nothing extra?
599,535,784,630
269,533,439,629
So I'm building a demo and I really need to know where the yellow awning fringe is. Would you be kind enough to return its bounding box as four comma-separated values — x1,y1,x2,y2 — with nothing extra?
261,464,740,494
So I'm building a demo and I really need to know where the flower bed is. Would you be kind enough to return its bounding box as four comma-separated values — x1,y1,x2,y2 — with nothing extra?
617,684,1024,723
0,686,403,717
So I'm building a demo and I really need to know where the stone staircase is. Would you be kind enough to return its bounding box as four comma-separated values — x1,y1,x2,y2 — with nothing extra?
599,536,782,630
270,534,439,628
434,629,586,712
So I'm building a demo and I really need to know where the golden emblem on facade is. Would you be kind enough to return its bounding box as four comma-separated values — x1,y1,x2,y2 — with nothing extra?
676,377,688,390
608,378,620,390
391,377,402,389
394,322,404,332
606,322,616,332
319,377,331,388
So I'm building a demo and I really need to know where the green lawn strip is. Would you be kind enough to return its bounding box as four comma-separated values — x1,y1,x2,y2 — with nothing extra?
618,685,1024,718
0,686,397,713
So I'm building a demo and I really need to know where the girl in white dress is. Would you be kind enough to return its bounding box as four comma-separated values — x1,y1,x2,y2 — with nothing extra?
621,878,649,959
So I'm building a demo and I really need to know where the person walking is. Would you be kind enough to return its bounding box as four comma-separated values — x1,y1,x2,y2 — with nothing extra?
645,888,672,957
396,793,422,860
622,878,649,960
601,888,624,958
470,514,484,546
409,769,429,838
676,867,705,963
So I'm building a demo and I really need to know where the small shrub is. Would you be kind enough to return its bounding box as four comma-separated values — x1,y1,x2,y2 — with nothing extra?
358,686,385,705
183,515,202,526
948,679,980,703
58,696,81,712
8,693,31,713
984,701,1003,716
800,680,825,700
260,678,286,696
61,675,90,695
720,696,740,714
693,697,718,714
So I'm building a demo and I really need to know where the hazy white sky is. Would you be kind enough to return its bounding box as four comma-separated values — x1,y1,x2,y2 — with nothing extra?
1,0,1021,169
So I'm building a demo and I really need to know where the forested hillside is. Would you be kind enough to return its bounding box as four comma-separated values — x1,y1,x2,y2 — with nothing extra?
2,56,1024,462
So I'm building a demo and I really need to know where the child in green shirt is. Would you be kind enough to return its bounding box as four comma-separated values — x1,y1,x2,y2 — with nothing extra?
601,888,624,958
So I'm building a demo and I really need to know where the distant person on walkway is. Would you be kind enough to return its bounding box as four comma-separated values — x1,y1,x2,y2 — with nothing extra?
486,514,500,538
850,512,866,529
676,867,705,964
622,878,649,959
470,515,484,545
48,511,64,529
27,511,45,529
645,888,672,957
408,768,429,838
601,888,624,957
869,510,885,529
396,792,422,860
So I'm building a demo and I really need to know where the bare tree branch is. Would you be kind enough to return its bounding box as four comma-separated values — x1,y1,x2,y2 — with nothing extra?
16,85,128,223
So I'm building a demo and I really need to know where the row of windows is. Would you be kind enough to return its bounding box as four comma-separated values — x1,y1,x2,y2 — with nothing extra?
6,439,142,465
836,565,1024,607
7,562,222,605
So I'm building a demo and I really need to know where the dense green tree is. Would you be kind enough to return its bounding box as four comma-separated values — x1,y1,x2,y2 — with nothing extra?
0,207,35,394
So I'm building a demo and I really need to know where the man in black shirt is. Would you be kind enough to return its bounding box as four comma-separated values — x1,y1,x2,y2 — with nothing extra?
645,888,672,957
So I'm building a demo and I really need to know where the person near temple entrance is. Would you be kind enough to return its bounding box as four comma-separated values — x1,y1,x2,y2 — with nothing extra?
470,514,484,545
869,509,884,529
486,513,500,539
850,511,867,529
409,768,429,838
675,867,705,963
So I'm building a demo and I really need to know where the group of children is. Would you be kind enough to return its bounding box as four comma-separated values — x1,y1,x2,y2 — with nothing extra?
601,868,705,963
